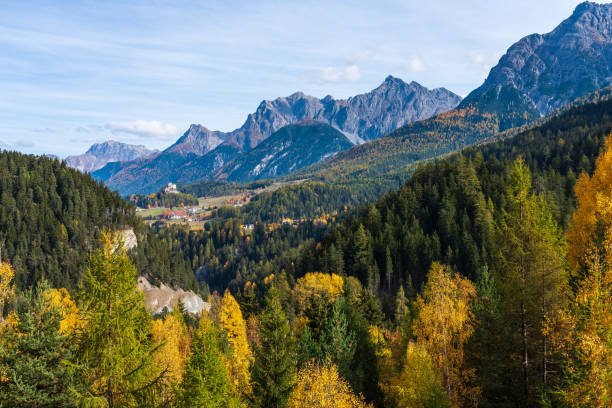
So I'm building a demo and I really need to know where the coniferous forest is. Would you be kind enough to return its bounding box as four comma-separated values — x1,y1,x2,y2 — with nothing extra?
2,2,612,407
0,89,611,408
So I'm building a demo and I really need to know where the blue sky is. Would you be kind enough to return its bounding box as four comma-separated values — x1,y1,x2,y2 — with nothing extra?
0,0,603,156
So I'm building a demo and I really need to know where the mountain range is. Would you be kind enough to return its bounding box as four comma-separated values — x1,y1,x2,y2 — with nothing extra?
65,141,157,173
92,77,461,194
92,1,612,196
289,1,612,182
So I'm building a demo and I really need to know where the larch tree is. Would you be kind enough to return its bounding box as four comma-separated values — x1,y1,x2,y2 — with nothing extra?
76,232,165,408
551,135,612,407
288,362,372,408
0,260,14,321
391,342,450,408
495,158,567,404
218,289,253,397
151,309,191,404
412,262,479,407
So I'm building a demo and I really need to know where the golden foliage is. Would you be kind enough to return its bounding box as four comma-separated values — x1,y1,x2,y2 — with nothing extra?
293,272,344,310
547,252,612,407
43,288,83,335
550,136,612,407
151,310,191,395
218,290,253,396
567,134,612,270
0,261,14,317
413,262,479,407
391,342,449,408
288,361,372,408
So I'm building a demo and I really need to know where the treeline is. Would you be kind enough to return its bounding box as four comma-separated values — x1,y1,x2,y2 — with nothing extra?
129,191,199,208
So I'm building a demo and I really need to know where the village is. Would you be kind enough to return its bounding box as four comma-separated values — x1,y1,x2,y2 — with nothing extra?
135,182,314,231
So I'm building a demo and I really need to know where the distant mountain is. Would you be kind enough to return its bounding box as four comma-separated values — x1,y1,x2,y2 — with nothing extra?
292,2,612,183
65,140,157,173
460,1,612,129
225,76,462,148
94,76,461,195
214,120,354,182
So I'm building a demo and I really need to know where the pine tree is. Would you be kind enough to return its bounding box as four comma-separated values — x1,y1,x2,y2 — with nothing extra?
251,289,296,408
76,232,165,408
0,281,84,407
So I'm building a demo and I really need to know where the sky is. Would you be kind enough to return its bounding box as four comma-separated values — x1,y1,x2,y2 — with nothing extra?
0,0,605,156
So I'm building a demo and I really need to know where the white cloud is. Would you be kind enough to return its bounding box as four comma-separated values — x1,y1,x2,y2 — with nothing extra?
105,120,180,140
407,56,426,72
319,65,361,82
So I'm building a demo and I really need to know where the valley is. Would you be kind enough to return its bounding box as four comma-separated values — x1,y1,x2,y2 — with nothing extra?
2,2,612,408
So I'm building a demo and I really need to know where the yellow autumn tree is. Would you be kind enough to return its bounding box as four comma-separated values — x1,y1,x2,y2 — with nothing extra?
549,134,612,407
0,261,14,319
293,272,344,311
567,134,612,272
43,287,83,335
392,342,450,408
218,290,253,396
288,361,372,408
0,261,16,338
152,309,191,403
412,262,479,407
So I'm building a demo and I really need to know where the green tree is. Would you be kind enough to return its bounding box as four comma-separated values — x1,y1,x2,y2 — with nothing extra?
0,281,84,407
76,232,165,408
251,289,296,408
495,159,567,405
178,316,239,408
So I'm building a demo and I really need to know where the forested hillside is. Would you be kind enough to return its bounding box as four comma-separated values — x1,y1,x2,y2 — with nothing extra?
0,151,197,292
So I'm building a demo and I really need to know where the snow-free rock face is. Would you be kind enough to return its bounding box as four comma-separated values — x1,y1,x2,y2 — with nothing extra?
65,140,156,172
119,228,138,251
228,76,462,148
94,76,461,195
137,276,209,315
461,1,612,129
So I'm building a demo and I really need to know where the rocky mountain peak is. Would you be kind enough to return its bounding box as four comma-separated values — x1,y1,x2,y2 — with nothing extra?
65,140,156,173
460,1,612,129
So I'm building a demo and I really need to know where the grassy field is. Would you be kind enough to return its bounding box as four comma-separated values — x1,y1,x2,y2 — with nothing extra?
137,207,167,217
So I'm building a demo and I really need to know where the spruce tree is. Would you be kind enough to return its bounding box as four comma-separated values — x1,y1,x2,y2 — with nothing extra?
251,289,296,408
178,316,239,408
0,281,84,407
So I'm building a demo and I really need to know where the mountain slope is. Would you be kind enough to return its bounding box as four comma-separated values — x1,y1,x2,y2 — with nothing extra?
93,76,461,195
290,2,612,183
460,1,612,128
65,140,156,172
214,121,354,182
